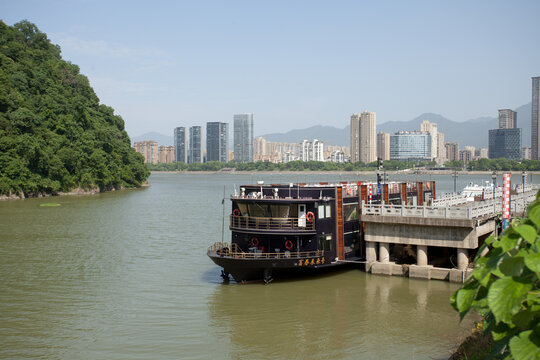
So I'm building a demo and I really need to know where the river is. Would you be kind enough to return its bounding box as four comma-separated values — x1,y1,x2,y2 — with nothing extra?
1,172,532,359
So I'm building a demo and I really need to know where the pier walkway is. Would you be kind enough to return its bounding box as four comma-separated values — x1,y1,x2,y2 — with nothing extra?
359,185,539,283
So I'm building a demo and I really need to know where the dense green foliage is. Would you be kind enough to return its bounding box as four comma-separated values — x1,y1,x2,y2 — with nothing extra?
0,20,148,196
452,195,540,359
147,159,435,172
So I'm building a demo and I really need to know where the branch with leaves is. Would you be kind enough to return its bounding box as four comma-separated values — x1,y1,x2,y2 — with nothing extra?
452,193,540,359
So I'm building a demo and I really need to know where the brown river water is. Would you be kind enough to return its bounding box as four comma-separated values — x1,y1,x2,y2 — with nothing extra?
3,172,527,359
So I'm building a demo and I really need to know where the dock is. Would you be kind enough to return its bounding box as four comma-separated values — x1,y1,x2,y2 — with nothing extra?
359,184,538,282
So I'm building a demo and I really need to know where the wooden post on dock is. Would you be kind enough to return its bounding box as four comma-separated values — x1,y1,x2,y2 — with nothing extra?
382,184,389,204
400,183,407,205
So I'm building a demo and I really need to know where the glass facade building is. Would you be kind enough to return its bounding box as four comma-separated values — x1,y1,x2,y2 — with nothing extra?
188,126,202,163
174,127,187,163
488,128,522,160
390,131,431,161
233,114,253,163
206,122,229,162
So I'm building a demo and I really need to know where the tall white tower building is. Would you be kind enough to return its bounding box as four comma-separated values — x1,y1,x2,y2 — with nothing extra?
350,111,376,163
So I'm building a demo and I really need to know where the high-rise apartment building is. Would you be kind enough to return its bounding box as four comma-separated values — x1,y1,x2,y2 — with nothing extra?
436,132,446,165
498,109,517,129
350,113,360,163
420,120,438,161
477,148,489,159
532,77,540,160
459,149,474,163
330,151,345,163
300,139,324,162
233,113,254,163
350,111,376,163
174,127,187,163
445,142,459,162
158,145,175,163
188,126,202,163
206,122,229,162
376,132,390,161
253,137,267,160
134,140,159,164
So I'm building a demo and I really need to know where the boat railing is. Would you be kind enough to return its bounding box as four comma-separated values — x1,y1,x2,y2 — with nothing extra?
230,215,315,231
207,242,324,259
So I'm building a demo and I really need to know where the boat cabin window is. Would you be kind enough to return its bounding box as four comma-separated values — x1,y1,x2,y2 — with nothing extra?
318,205,325,219
270,205,290,218
236,203,248,216
240,203,293,218
248,203,269,217
317,204,332,219
343,203,359,221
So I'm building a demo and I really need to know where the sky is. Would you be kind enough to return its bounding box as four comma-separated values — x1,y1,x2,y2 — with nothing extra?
1,0,539,139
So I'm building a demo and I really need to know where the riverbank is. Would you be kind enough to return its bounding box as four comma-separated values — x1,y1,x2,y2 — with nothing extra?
150,169,540,175
449,322,493,359
0,183,150,201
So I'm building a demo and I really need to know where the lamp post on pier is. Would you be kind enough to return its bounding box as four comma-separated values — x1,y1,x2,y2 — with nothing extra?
452,168,458,193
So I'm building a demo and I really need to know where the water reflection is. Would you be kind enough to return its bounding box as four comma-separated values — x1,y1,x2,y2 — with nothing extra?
208,270,474,360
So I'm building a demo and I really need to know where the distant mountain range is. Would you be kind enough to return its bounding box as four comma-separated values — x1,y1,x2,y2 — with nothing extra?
132,103,532,149
131,132,175,146
261,103,532,148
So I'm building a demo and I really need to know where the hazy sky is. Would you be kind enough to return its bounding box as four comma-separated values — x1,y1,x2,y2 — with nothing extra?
2,0,539,138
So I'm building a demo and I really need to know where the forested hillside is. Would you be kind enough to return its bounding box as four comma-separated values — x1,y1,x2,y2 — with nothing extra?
0,20,149,197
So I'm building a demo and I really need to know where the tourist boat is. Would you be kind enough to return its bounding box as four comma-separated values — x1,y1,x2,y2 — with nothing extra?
207,180,435,283
461,181,498,201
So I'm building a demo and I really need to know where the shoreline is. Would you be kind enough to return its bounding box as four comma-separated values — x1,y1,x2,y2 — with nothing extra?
0,183,150,201
150,170,540,175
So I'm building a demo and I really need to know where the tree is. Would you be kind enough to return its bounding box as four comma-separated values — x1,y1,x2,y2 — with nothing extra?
452,193,540,359
0,21,149,196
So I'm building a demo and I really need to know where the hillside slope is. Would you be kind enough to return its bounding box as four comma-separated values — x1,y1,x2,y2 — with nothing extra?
0,20,149,197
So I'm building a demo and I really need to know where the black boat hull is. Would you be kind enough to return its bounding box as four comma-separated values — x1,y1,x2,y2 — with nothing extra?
208,254,345,283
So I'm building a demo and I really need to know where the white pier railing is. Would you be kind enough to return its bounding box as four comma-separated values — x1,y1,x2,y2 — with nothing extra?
362,189,538,220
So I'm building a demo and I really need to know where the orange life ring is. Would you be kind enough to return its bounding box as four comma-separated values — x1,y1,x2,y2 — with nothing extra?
233,209,240,217
250,237,259,247
306,211,315,222
285,240,293,250
346,187,352,195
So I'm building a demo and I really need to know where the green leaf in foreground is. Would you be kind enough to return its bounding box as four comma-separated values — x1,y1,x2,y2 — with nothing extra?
514,224,538,244
524,253,540,274
508,330,540,360
488,277,533,324
455,287,476,320
499,256,525,277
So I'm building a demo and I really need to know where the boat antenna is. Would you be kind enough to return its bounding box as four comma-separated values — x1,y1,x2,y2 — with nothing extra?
221,185,225,243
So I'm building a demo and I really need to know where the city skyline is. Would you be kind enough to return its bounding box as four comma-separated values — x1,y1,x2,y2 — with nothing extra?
138,81,534,164
2,1,539,137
